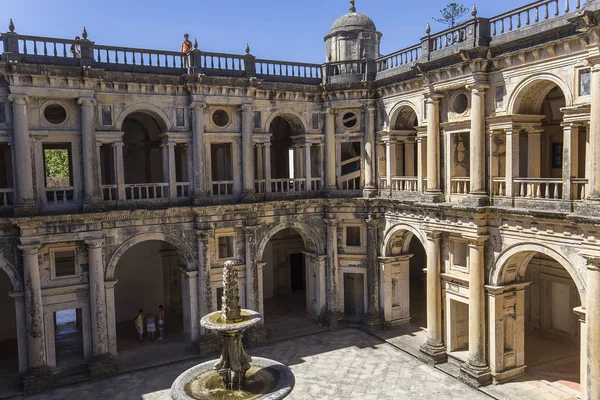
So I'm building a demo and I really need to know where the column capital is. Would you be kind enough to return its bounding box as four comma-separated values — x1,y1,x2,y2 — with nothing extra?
196,229,214,242
244,225,260,235
190,101,207,111
112,140,124,149
424,230,441,240
78,97,97,107
366,105,377,114
424,93,443,103
18,243,41,255
240,103,253,114
561,121,584,129
324,217,340,227
585,256,600,272
365,215,379,227
8,94,29,105
325,108,337,116
467,236,489,248
85,238,105,249
263,142,272,149
465,82,490,93
161,139,177,148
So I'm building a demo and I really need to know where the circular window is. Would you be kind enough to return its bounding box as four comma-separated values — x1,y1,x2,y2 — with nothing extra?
44,104,67,125
342,112,358,128
212,109,230,128
452,93,469,114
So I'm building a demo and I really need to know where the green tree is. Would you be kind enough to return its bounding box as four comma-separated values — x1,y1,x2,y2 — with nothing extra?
44,149,69,177
434,3,470,27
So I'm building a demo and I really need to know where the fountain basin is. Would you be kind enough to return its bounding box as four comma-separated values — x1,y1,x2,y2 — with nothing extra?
170,357,295,400
200,310,262,332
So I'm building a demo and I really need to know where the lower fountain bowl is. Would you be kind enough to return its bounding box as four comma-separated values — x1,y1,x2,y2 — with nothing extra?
170,357,295,400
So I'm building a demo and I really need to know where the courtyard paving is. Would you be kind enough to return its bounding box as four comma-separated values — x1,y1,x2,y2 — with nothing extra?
15,328,490,400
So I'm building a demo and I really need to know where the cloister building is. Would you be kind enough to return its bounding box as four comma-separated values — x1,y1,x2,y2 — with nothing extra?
0,0,599,398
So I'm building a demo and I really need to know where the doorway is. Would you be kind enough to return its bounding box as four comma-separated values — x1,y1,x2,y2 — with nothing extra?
54,309,84,367
343,273,365,322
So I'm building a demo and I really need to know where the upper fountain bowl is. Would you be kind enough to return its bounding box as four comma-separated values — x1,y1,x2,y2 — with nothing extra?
200,309,262,332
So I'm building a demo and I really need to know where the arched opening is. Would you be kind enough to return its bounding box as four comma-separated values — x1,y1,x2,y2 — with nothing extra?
0,270,19,387
260,228,324,340
491,251,582,396
113,240,186,368
267,116,304,192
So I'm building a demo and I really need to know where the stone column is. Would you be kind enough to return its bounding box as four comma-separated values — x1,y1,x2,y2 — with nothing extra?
364,104,377,196
325,218,343,327
426,95,442,195
9,95,36,211
588,63,600,200
181,269,199,341
191,102,207,200
113,141,126,201
85,238,115,378
505,129,519,198
363,215,381,329
241,104,255,197
460,238,492,387
469,84,487,196
197,230,213,331
385,139,393,190
405,141,416,177
244,226,259,311
232,138,242,197
78,98,101,204
304,142,312,191
264,143,272,194
419,231,446,363
417,136,426,192
562,123,580,201
585,257,600,399
162,140,177,198
325,109,337,190
574,306,587,400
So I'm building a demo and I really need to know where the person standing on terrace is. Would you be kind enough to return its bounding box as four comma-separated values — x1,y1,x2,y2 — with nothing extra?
181,33,193,68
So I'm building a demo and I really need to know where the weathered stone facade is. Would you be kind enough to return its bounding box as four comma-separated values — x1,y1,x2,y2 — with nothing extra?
1,0,600,398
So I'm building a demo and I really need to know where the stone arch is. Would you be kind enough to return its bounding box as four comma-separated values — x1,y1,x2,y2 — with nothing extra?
106,232,195,281
381,223,426,256
389,101,420,131
264,110,308,135
257,221,323,262
115,103,172,132
508,74,573,115
489,242,585,300
0,257,22,292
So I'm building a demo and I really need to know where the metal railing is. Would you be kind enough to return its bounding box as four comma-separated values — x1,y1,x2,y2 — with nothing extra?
514,178,562,199
125,183,169,200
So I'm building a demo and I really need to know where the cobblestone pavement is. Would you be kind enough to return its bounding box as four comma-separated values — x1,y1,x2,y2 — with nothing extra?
17,328,490,400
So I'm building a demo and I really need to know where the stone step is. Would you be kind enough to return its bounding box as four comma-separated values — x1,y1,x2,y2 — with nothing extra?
52,364,89,387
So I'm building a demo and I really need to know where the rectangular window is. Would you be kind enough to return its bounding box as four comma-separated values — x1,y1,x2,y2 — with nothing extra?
176,108,185,127
54,250,77,277
0,102,5,124
43,144,73,187
218,236,234,259
101,104,112,126
495,85,505,108
253,111,262,129
453,241,467,268
311,113,320,130
346,226,361,247
580,69,591,96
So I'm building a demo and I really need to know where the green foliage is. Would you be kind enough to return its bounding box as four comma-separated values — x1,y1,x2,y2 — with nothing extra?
44,149,70,177
433,3,470,27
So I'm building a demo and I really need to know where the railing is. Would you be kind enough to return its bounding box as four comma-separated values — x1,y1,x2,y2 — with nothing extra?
176,182,190,198
324,60,366,81
201,51,245,71
514,178,562,199
212,181,234,196
492,177,507,196
0,188,14,206
391,177,419,192
377,44,421,72
101,184,118,201
45,187,75,204
490,0,584,37
310,178,322,191
271,178,305,193
16,35,79,60
340,171,361,191
95,44,184,68
125,183,169,200
429,23,471,52
255,59,322,79
255,179,266,194
572,178,588,200
450,177,471,195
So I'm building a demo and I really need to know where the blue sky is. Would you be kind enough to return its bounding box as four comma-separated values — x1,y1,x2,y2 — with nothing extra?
5,0,531,63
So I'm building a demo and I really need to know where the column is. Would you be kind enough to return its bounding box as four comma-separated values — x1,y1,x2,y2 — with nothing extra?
325,109,336,190
364,104,377,194
325,218,342,327
505,129,519,198
364,216,381,328
86,239,109,356
197,230,213,331
385,139,392,190
181,270,198,341
162,140,177,198
588,63,600,199
113,141,126,201
469,84,487,195
426,95,441,193
244,226,259,311
294,144,303,184
417,136,426,192
420,231,446,363
9,95,35,208
232,138,242,197
241,104,254,195
79,98,101,203
562,123,580,201
191,102,207,198
585,258,600,399
461,238,492,386
256,143,264,192
18,244,48,370
304,142,312,191
264,143,272,193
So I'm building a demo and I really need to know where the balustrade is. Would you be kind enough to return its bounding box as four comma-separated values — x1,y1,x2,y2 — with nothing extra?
450,177,471,195
310,178,322,191
125,183,169,200
0,189,13,207
572,178,588,201
201,52,245,71
212,181,234,196
255,179,266,194
45,187,75,204
95,45,183,68
513,178,562,199
492,178,507,196
255,59,321,79
270,178,305,193
101,185,118,202
376,44,421,71
176,182,190,198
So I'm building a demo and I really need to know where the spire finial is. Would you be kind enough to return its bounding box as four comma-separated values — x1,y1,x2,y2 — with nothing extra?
426,23,431,35
8,18,15,33
245,43,250,54
82,26,88,39
471,4,478,17
193,38,198,50
349,0,356,13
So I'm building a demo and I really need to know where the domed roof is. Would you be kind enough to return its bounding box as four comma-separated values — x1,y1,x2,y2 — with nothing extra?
328,1,377,35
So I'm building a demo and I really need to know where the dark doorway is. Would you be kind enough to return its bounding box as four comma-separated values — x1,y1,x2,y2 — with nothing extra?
55,309,84,367
344,273,364,322
290,253,305,291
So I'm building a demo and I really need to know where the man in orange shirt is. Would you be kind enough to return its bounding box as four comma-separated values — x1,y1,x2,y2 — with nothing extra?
181,33,193,69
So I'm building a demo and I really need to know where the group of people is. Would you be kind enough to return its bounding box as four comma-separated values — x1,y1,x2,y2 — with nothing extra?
134,305,165,342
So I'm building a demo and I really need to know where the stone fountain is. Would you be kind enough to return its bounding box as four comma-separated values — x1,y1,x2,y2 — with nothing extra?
170,261,294,400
